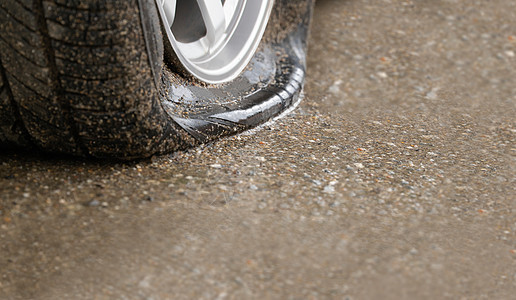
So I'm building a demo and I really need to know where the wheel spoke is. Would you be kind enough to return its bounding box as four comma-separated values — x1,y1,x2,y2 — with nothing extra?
162,0,176,28
196,0,226,45
179,37,210,61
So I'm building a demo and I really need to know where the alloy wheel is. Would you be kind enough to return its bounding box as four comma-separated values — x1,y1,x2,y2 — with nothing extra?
156,0,275,84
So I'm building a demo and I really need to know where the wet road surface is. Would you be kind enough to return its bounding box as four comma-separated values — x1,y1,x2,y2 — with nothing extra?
1,0,515,298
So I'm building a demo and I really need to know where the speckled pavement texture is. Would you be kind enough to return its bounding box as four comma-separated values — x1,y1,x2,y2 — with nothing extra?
1,0,515,299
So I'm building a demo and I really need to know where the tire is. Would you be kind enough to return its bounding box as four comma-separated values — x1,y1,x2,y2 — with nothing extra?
0,0,313,159
0,0,195,158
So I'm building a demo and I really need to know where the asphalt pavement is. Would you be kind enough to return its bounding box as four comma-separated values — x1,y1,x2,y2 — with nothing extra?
1,0,515,299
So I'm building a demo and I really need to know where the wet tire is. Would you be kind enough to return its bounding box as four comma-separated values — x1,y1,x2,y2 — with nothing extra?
0,0,192,158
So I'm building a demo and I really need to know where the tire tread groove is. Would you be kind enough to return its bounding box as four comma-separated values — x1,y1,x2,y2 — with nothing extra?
0,36,47,68
0,57,35,147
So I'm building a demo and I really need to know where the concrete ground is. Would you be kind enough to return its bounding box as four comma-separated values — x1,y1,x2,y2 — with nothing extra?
1,0,515,299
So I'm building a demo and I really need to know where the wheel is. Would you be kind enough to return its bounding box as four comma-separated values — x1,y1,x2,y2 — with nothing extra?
0,0,314,159
157,0,274,84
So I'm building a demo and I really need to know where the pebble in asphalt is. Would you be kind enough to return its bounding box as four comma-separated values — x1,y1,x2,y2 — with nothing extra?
1,0,515,299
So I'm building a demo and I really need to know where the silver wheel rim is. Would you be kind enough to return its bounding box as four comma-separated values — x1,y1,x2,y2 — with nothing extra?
156,0,274,84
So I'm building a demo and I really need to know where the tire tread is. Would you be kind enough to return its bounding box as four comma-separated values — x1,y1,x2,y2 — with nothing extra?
1,0,192,157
